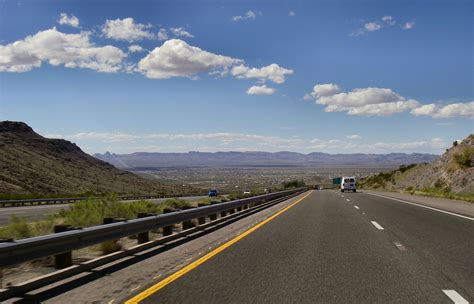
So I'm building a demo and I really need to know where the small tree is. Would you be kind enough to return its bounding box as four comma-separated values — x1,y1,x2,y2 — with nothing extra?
453,140,458,146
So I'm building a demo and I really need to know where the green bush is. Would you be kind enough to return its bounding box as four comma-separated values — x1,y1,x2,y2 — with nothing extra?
453,147,474,168
282,180,306,189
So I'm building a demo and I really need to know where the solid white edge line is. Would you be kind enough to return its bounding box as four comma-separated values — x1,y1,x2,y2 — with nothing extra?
365,193,474,221
370,221,384,230
442,290,469,304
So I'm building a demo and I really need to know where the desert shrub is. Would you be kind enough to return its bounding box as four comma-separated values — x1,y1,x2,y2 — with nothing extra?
100,240,122,254
453,147,474,168
282,180,306,189
453,140,458,146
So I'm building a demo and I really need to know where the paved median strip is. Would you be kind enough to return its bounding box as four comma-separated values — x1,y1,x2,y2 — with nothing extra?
125,191,313,304
370,221,384,230
442,290,469,304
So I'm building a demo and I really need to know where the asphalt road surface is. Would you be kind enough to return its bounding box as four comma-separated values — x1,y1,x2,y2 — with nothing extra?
0,196,206,226
131,190,473,303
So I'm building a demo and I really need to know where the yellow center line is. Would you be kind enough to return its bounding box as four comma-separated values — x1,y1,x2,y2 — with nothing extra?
125,190,313,304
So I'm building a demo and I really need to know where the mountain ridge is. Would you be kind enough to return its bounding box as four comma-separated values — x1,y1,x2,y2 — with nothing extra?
0,121,197,197
94,150,439,169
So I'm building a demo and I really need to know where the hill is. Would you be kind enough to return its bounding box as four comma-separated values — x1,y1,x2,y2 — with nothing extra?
94,151,438,170
0,121,198,198
360,135,474,201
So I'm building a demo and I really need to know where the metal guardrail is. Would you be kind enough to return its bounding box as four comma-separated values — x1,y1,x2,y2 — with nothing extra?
0,188,306,268
0,194,204,207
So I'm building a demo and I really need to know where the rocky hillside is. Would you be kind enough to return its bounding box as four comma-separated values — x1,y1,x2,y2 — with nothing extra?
0,121,199,198
360,135,474,200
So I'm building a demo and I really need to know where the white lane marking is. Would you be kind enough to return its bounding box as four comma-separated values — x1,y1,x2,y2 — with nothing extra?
354,205,360,210
393,241,407,251
346,199,350,202
366,193,474,221
341,195,345,198
371,221,384,230
442,290,469,304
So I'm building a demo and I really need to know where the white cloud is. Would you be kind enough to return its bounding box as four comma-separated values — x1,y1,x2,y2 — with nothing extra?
246,85,276,95
128,45,144,53
382,15,395,26
411,102,474,118
58,13,79,28
352,16,412,36
50,131,449,154
138,39,242,79
307,83,341,99
402,22,415,30
289,11,296,17
305,84,420,116
0,27,127,73
102,18,154,42
157,28,168,40
170,27,194,38
232,10,257,22
231,63,294,84
364,22,382,32
346,134,362,140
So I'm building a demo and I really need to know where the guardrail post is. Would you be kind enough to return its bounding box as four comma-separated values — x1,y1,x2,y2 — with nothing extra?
210,202,219,221
236,206,242,212
162,208,174,236
0,238,13,288
197,203,206,225
137,213,150,244
54,225,74,269
182,206,194,230
220,209,227,218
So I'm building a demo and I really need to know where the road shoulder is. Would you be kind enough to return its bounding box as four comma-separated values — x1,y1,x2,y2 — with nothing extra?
362,190,474,217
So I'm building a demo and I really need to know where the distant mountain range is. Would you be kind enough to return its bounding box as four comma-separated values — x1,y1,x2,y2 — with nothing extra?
94,150,439,169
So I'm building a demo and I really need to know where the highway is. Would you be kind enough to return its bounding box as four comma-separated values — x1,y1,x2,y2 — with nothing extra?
18,190,473,303
0,196,206,226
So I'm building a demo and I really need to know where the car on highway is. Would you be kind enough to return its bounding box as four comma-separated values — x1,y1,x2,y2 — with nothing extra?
341,176,356,192
243,190,251,195
208,189,219,197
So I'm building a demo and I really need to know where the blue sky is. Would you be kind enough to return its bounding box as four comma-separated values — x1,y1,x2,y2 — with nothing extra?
0,0,472,154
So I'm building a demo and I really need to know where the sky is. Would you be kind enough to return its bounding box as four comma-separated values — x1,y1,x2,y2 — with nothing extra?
0,0,472,155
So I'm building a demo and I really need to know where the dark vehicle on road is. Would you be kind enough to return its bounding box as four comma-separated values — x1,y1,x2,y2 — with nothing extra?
208,189,219,197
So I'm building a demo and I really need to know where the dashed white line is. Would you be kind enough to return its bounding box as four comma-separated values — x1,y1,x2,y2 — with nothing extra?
393,241,407,251
371,221,384,230
346,199,350,202
366,193,474,221
442,290,469,304
354,205,360,210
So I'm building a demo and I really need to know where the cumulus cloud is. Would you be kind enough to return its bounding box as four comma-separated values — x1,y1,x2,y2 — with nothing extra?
289,11,296,17
351,16,412,36
346,134,362,139
170,27,194,38
138,39,242,79
128,45,144,53
232,10,257,22
157,28,168,40
102,18,154,42
246,85,276,95
381,15,395,26
306,84,341,99
305,84,420,116
0,27,127,73
411,102,474,118
402,21,415,30
231,63,293,84
364,22,382,32
58,13,79,28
